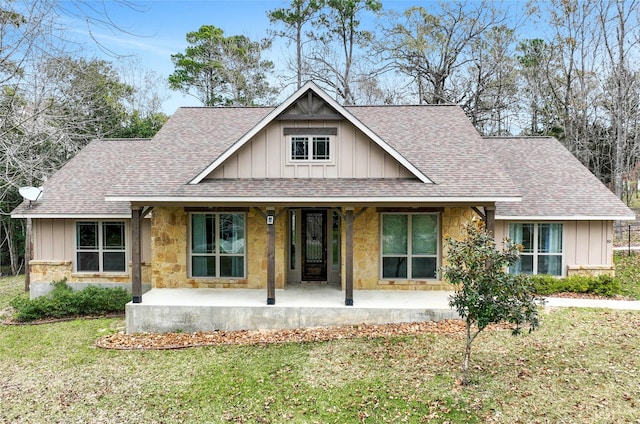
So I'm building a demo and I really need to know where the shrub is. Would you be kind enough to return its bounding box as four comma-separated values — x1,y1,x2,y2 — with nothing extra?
530,274,619,297
9,279,130,322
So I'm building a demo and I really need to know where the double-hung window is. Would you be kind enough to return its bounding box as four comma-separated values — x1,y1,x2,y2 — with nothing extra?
290,136,331,161
509,223,563,276
381,213,439,279
76,221,126,272
190,213,245,278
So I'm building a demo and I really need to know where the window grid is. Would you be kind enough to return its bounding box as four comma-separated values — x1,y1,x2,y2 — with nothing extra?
75,221,126,273
291,137,308,160
290,136,332,161
509,223,563,276
190,213,246,279
380,213,439,280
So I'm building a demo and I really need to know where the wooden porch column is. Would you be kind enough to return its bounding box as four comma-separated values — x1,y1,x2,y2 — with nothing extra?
267,208,276,305
485,207,495,236
345,208,354,306
131,207,142,303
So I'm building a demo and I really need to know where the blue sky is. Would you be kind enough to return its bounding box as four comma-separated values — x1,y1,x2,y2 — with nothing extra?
63,1,291,113
63,0,527,114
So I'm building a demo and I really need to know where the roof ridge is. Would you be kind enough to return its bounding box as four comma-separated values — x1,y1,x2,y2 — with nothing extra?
345,104,459,108
483,136,554,139
176,106,275,110
100,138,152,141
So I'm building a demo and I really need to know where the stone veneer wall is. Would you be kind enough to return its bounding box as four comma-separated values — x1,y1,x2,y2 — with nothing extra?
151,207,286,289
151,207,188,288
348,207,474,290
29,260,150,284
150,206,474,290
566,265,615,277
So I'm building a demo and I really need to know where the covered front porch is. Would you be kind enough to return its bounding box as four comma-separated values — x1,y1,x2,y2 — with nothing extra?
125,204,495,334
125,284,458,334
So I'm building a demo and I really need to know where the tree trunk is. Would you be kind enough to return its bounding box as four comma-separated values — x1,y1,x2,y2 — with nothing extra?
462,321,473,386
2,218,19,276
296,23,302,89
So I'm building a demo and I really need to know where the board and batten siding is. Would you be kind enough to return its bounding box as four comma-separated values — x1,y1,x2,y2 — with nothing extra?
32,218,152,263
565,220,613,267
494,220,614,275
207,120,414,179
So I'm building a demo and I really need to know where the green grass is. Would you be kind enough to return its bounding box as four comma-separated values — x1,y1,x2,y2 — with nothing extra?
2,276,640,423
0,274,25,320
614,252,640,299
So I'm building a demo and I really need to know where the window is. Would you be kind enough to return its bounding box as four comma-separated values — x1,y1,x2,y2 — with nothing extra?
290,136,331,161
509,223,563,276
381,213,439,279
190,213,245,278
76,221,126,272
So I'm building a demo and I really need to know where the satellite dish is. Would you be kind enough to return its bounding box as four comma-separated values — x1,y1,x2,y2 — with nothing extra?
19,186,43,208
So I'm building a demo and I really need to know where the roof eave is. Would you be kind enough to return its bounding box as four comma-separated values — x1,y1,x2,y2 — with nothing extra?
105,195,522,204
496,214,636,221
11,213,132,219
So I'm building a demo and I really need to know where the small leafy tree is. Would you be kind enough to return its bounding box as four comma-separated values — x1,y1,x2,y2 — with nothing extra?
441,219,541,385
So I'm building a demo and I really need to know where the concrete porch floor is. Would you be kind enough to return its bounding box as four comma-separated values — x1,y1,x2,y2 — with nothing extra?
125,284,459,334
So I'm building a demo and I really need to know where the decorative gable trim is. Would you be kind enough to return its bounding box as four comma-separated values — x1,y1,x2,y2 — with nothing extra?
276,89,344,121
188,82,433,185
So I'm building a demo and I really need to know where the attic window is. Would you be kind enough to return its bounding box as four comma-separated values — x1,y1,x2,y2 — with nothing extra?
290,136,331,161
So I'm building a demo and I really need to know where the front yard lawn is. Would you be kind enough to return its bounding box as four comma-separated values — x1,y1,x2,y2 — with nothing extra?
614,252,640,299
1,276,639,423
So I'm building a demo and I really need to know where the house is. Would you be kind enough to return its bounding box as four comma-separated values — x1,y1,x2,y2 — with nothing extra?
11,82,634,332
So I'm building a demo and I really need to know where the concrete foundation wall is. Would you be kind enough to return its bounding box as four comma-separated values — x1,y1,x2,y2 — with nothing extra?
126,303,458,333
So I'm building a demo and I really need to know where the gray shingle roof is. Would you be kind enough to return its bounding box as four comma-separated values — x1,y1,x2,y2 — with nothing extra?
11,84,633,221
488,137,635,220
12,139,148,217
347,106,518,197
98,103,520,202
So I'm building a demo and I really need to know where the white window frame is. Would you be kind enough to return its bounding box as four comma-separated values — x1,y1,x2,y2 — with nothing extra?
508,222,564,276
288,135,333,163
189,212,247,279
75,220,127,273
380,212,440,280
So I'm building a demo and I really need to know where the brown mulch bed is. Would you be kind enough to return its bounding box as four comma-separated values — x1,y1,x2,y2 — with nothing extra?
95,320,481,351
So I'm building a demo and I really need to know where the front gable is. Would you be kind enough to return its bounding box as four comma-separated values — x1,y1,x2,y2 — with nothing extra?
189,82,431,184
207,117,416,180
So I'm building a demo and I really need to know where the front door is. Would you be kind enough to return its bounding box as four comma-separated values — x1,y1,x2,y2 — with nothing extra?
302,209,327,281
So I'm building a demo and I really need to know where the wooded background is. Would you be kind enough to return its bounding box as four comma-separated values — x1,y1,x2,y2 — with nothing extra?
2,0,639,275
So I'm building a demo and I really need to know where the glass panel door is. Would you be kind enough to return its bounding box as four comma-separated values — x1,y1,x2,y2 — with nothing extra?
302,210,327,281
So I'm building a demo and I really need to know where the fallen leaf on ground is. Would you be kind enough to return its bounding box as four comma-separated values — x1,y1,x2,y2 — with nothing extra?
96,320,487,350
